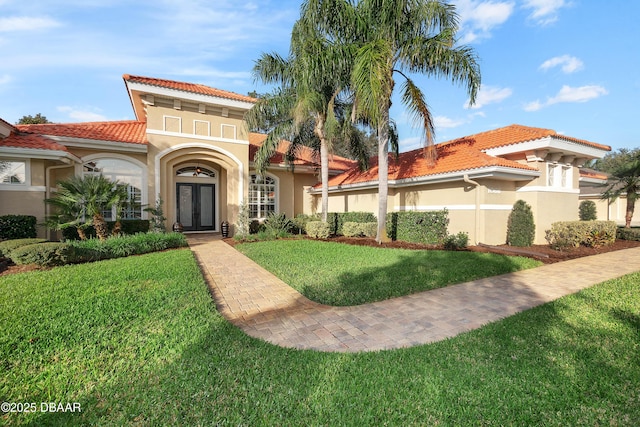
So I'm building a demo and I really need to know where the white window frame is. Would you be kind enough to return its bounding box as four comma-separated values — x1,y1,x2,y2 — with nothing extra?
249,173,278,220
80,154,148,220
547,163,573,189
0,158,28,187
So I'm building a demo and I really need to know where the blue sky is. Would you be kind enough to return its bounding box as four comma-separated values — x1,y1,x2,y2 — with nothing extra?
1,0,638,152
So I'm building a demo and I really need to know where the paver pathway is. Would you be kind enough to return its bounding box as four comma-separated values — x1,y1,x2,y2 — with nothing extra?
187,235,640,353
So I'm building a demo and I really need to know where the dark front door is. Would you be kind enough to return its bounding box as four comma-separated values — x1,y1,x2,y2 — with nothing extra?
177,183,215,231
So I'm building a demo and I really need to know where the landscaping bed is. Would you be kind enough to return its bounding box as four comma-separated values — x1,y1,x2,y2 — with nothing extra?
227,235,640,264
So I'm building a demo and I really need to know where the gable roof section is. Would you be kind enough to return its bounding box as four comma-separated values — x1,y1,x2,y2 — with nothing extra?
249,133,357,173
16,120,147,145
322,139,538,189
123,74,257,104
446,124,611,152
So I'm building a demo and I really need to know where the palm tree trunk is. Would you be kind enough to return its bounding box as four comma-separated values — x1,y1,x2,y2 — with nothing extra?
376,108,390,244
625,196,635,228
76,227,87,241
315,116,330,223
93,213,109,241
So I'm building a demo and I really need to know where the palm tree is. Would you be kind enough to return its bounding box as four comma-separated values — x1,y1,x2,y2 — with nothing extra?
602,156,640,228
45,174,126,240
302,0,481,242
246,15,362,223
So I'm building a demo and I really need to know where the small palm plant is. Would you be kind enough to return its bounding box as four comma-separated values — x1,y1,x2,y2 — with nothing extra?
45,174,127,240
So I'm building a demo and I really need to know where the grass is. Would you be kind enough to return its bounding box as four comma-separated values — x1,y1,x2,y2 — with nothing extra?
235,239,542,305
1,249,639,426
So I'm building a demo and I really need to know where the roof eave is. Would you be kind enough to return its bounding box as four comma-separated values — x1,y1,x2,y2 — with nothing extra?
483,136,610,159
0,146,81,163
46,135,148,153
310,166,540,194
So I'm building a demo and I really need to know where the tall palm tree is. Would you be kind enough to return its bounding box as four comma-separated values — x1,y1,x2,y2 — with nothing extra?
602,156,640,228
302,0,481,242
45,174,126,240
246,15,360,223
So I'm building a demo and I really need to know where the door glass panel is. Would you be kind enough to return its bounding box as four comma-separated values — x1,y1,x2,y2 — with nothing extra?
200,186,213,227
179,185,193,227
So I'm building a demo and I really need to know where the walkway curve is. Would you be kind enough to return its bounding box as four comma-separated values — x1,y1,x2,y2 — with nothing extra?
187,235,640,353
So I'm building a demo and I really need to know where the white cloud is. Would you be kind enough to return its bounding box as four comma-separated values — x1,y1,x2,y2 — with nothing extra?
523,0,569,25
539,55,584,73
400,136,422,152
465,84,513,109
455,0,515,43
434,116,466,129
0,16,61,32
57,106,107,122
0,74,11,86
524,85,608,111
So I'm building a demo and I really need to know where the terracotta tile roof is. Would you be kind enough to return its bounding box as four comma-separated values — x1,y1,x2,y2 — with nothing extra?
16,121,147,144
322,139,538,188
0,131,69,152
123,74,257,104
579,168,608,181
249,133,357,172
441,124,611,152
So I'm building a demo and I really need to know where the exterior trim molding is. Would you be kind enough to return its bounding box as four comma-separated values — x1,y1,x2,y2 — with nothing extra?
46,136,147,153
126,80,255,110
517,186,580,194
309,166,540,194
147,129,249,146
0,147,80,163
395,204,513,211
154,142,245,204
484,136,608,159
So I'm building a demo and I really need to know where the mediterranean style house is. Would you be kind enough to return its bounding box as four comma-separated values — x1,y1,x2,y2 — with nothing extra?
0,75,613,244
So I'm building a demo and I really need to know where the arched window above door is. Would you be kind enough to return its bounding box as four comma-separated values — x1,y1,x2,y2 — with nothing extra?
176,166,216,178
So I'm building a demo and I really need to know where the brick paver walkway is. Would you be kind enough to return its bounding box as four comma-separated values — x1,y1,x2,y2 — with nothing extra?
187,235,640,353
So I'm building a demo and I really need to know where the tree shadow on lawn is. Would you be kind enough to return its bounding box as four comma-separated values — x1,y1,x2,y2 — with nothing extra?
299,249,539,306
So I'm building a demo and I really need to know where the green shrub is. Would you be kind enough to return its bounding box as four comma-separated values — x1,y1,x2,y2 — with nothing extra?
249,220,264,234
361,222,377,238
545,221,617,250
385,211,449,244
0,215,37,239
579,200,598,221
68,232,188,263
10,242,70,266
62,220,151,240
306,221,331,239
0,238,47,257
263,213,292,237
506,200,535,247
291,214,321,234
617,227,640,241
327,212,377,235
443,232,469,251
342,222,378,238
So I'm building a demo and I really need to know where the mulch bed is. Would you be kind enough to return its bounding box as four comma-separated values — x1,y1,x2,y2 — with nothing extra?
225,235,640,265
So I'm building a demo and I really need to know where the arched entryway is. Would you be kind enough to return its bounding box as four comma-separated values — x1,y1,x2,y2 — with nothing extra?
175,164,218,231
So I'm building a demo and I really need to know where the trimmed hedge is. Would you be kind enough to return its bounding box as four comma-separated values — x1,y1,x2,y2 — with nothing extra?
0,215,37,240
342,222,377,238
327,212,377,236
386,210,449,244
617,227,640,241
545,220,617,249
506,200,535,247
291,214,321,234
0,238,47,257
62,219,151,240
11,242,71,266
306,221,331,239
4,233,188,267
579,200,598,221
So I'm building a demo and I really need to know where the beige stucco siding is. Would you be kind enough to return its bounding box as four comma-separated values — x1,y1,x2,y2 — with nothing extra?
517,190,579,244
0,191,46,237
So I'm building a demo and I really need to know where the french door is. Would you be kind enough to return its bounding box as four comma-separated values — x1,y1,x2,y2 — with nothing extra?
176,183,216,231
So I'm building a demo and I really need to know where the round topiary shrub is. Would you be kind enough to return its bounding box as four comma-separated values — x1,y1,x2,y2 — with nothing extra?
579,200,597,221
506,200,535,247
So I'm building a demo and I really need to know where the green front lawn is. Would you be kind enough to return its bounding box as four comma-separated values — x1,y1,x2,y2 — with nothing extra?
1,249,638,426
236,239,542,305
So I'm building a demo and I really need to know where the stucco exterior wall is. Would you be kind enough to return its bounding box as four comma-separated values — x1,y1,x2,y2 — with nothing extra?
0,191,46,238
